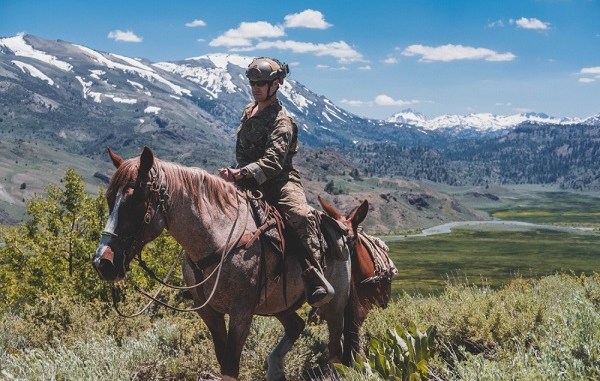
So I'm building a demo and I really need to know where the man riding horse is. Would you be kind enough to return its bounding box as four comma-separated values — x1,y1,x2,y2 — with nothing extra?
218,57,334,308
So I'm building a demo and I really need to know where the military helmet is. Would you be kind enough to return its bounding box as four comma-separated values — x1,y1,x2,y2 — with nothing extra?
245,57,289,83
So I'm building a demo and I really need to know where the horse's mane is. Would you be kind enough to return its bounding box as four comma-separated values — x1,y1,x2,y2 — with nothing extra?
107,157,239,216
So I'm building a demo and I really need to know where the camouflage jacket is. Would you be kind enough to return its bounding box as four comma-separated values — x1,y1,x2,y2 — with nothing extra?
236,98,300,187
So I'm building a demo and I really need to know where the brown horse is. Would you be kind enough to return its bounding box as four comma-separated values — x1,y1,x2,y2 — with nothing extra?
92,147,355,381
318,197,396,363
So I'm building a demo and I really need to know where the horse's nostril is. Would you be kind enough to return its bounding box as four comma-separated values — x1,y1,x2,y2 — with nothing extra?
95,258,119,281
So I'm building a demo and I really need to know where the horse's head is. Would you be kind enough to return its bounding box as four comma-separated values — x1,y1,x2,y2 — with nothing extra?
93,146,168,282
318,196,368,241
318,196,393,309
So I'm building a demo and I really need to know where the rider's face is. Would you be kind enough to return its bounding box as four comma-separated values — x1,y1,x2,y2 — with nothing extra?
251,79,277,102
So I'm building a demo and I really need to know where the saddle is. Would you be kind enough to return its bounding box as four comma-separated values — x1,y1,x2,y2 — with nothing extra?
238,195,350,271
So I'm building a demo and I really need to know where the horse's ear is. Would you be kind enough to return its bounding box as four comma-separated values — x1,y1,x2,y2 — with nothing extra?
349,200,369,230
138,146,154,178
107,146,123,168
318,196,341,220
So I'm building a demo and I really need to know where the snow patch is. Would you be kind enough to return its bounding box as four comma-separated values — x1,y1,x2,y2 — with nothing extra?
186,53,251,69
74,44,191,96
0,34,72,71
321,111,332,122
127,79,144,90
110,53,155,72
89,69,106,80
144,106,161,114
103,94,137,104
11,60,54,86
154,61,237,97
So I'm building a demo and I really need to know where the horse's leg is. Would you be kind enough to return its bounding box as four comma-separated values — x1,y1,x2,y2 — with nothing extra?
221,305,255,380
323,314,344,363
182,260,228,370
196,307,227,368
320,277,351,363
342,282,367,365
267,311,305,381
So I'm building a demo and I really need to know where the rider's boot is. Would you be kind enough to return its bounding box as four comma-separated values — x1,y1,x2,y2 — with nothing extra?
301,261,335,308
293,211,335,307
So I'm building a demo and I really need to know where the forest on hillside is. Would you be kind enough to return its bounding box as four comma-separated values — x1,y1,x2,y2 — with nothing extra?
338,124,600,190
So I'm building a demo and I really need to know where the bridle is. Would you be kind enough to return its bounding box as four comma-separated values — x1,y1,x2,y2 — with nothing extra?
107,166,250,317
101,166,170,260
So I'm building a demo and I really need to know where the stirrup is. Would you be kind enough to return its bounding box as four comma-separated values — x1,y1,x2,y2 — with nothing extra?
302,266,334,308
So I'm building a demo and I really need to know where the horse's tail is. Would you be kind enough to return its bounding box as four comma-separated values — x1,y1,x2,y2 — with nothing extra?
342,272,365,365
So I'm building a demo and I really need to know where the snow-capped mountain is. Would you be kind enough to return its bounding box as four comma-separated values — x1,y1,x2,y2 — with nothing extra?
387,109,596,132
0,33,429,160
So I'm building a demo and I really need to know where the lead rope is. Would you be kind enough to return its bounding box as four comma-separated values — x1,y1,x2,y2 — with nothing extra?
112,190,248,315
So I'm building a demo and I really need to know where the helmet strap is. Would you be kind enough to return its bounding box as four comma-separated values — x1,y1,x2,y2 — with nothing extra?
266,81,277,100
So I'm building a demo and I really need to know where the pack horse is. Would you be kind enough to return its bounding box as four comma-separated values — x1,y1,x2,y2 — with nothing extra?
92,146,394,380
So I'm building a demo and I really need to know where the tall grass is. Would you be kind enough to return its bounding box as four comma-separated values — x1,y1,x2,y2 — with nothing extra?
1,274,598,380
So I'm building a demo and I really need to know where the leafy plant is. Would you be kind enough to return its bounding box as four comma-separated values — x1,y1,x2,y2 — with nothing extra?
336,322,436,381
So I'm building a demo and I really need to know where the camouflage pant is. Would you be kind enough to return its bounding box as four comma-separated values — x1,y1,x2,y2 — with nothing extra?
265,180,321,265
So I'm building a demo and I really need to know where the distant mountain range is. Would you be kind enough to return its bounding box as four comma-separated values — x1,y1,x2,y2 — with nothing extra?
387,109,600,132
0,34,599,191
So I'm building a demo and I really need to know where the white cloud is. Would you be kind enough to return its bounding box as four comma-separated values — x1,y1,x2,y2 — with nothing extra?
487,19,504,28
209,21,285,47
340,95,420,107
316,64,348,71
514,107,534,113
208,13,363,63
358,65,372,70
580,66,600,75
383,57,398,64
374,94,419,106
185,19,206,28
511,17,550,30
107,30,142,43
402,44,516,62
579,78,595,83
284,9,332,29
339,99,370,107
235,40,363,63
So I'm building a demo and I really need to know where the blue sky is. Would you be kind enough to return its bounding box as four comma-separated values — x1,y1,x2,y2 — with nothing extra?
1,0,599,119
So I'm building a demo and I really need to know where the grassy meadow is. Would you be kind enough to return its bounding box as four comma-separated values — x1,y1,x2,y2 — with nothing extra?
387,187,600,295
487,190,600,225
388,228,600,295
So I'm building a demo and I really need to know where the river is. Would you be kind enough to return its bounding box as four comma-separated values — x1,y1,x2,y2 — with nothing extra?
384,220,596,241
